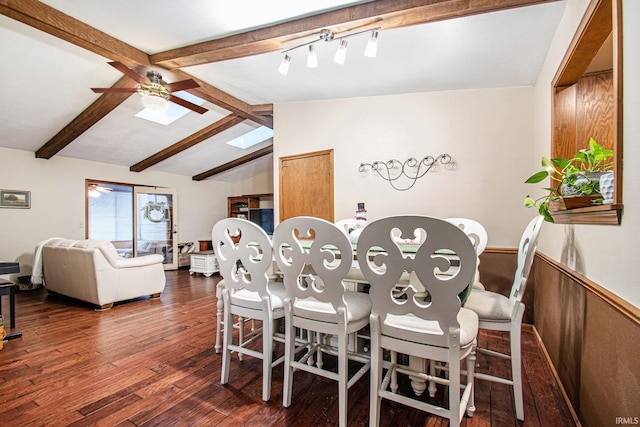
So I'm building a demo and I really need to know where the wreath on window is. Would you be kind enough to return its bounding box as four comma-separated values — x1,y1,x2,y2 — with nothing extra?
142,201,169,223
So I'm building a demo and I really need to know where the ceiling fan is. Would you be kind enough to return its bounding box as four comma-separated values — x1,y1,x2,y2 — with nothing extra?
88,183,113,197
91,62,208,114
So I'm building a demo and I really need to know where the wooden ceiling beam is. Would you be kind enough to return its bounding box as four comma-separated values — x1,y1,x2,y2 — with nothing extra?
151,0,559,69
171,70,273,129
193,145,273,181
130,115,245,172
250,104,274,115
35,76,138,159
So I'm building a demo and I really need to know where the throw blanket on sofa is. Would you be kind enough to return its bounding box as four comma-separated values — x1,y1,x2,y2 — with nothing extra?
31,237,66,285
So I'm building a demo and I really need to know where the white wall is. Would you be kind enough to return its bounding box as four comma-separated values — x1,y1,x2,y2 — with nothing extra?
274,87,537,248
0,147,270,277
533,0,640,308
231,169,274,197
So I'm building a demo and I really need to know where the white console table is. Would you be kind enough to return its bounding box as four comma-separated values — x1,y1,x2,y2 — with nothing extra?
189,250,219,277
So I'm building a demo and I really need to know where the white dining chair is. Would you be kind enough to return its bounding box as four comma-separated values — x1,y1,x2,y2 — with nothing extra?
214,281,256,358
272,216,371,427
212,218,286,401
463,215,544,421
445,217,489,290
357,215,479,427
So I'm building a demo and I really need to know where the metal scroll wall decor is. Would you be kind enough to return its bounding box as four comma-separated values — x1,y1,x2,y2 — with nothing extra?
358,154,452,191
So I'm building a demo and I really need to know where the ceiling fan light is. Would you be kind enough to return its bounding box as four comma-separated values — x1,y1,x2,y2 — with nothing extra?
364,30,379,58
307,45,318,68
141,94,169,113
278,54,291,75
334,39,348,65
88,184,100,198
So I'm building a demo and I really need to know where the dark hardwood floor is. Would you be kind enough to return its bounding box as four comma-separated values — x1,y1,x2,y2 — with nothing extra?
0,270,575,426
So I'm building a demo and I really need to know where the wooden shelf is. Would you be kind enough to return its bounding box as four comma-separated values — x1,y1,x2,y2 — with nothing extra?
550,204,623,225
227,193,274,233
228,195,259,219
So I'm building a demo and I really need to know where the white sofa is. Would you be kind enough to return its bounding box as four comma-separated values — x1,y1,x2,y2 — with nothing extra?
42,239,166,310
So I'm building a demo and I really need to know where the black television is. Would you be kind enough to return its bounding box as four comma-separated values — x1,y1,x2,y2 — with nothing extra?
249,208,274,235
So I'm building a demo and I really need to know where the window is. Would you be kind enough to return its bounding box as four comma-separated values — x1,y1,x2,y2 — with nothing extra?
87,181,134,256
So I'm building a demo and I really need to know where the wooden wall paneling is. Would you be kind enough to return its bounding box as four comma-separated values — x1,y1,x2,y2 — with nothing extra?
532,253,640,427
553,85,578,160
576,71,614,150
533,257,586,407
580,292,640,427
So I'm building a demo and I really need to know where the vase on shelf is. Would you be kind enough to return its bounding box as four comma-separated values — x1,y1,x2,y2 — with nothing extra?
599,171,614,204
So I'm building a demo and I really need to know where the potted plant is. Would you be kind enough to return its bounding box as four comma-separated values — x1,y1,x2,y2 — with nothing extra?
524,137,614,222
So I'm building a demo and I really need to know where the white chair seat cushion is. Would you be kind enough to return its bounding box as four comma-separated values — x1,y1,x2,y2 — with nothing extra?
231,281,286,310
472,279,485,290
384,308,479,348
293,291,372,324
463,289,514,322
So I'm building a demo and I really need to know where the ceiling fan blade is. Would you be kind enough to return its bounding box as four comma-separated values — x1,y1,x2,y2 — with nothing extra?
108,61,148,84
91,87,138,93
169,95,208,114
164,79,200,92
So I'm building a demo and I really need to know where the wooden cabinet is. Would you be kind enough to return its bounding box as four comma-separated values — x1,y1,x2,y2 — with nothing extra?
228,193,274,234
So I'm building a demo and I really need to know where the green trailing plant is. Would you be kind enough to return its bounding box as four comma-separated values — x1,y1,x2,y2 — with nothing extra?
524,137,614,222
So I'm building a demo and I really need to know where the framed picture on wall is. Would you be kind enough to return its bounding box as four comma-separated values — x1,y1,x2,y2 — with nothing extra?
0,189,31,209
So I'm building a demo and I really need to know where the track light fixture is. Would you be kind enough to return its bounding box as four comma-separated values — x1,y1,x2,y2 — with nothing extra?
278,27,380,75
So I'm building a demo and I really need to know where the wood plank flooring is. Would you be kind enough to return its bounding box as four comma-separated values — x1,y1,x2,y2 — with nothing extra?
0,270,575,426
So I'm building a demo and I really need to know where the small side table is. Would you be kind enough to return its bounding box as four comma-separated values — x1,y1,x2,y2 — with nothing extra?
189,251,219,277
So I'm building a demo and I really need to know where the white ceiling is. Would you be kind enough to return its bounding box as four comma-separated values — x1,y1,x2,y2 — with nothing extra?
0,0,566,182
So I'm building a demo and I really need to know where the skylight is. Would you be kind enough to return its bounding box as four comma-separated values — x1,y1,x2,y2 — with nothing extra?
226,126,274,149
135,92,206,125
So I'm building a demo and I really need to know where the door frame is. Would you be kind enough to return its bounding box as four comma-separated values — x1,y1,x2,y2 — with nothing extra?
134,186,178,270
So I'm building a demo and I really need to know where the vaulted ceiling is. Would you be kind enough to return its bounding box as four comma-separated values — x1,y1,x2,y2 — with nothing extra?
0,0,566,182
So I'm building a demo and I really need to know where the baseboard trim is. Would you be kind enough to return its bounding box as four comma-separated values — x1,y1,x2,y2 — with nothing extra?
535,252,640,326
485,247,518,255
528,324,582,427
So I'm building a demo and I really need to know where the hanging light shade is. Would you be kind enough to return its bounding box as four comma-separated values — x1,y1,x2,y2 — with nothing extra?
334,39,348,65
141,94,169,113
364,29,379,58
278,54,291,75
307,45,318,68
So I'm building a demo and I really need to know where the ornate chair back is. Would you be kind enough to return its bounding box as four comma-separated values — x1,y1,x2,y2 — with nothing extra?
357,215,477,347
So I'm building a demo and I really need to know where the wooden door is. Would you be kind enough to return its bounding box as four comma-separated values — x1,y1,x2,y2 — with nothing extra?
279,149,333,222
